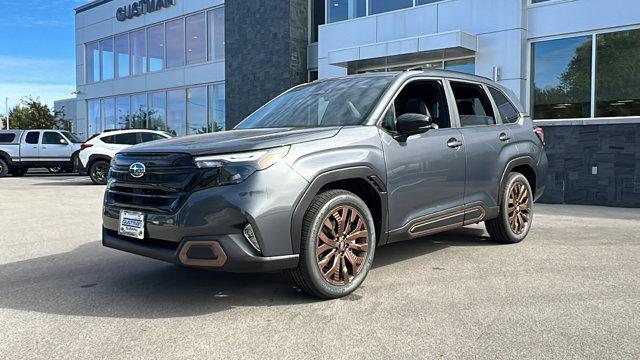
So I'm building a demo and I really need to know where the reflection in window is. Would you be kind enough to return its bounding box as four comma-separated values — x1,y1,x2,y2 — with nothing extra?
327,0,366,23
86,42,100,83
532,36,592,119
131,29,147,75
101,98,115,130
445,58,475,74
596,29,640,117
186,13,206,65
88,100,101,136
167,90,186,136
166,19,184,68
187,87,208,135
369,0,413,15
489,87,520,124
131,94,148,129
208,8,225,60
147,24,165,72
115,34,130,78
100,38,114,80
148,92,166,131
116,96,130,129
208,84,226,132
416,0,442,4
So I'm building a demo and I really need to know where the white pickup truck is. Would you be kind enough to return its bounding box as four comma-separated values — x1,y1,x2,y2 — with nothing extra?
0,130,83,177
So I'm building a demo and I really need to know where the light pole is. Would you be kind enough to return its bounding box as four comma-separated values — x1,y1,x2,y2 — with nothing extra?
4,97,8,130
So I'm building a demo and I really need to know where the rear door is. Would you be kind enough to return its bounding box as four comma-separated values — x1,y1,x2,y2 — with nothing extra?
447,80,515,211
20,131,41,161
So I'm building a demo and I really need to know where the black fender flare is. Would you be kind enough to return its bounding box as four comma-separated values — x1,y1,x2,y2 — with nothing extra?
0,150,13,166
289,166,389,254
497,156,538,206
87,154,112,170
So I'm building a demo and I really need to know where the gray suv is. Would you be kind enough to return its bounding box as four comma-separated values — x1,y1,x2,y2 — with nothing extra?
102,70,547,299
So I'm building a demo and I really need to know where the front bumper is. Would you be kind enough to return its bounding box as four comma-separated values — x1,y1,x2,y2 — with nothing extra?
103,228,299,272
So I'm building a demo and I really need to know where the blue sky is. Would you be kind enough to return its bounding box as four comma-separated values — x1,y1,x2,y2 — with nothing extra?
0,0,85,113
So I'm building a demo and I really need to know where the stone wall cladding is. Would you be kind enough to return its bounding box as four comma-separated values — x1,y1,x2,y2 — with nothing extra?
225,0,308,128
539,124,640,208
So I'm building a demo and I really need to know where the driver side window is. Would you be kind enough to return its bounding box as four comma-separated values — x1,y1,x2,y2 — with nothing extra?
381,80,451,132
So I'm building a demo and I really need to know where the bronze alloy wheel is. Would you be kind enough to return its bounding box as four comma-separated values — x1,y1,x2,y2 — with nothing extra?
507,181,531,235
316,205,369,286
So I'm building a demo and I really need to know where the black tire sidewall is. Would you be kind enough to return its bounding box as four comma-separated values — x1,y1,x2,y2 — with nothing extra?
500,173,534,243
89,161,110,185
302,192,376,298
0,159,8,177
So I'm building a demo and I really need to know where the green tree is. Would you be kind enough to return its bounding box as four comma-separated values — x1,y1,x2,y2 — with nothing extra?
7,98,68,130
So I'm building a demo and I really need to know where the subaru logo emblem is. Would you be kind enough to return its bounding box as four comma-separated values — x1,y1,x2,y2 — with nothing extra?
129,162,146,178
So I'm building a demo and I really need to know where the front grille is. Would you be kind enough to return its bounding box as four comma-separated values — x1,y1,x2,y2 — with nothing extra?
105,153,204,213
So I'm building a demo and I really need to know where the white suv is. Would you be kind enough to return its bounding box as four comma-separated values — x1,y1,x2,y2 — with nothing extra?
78,129,172,184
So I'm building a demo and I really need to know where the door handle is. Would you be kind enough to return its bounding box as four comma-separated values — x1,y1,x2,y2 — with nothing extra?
499,133,511,142
447,138,463,149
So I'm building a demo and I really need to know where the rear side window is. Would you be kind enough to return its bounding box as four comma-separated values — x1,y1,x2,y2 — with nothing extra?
114,133,138,145
101,135,115,144
140,132,166,143
450,82,496,127
25,132,40,144
43,132,65,145
489,87,520,124
0,134,16,143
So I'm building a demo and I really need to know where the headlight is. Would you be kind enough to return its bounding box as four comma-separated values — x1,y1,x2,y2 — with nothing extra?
194,146,289,186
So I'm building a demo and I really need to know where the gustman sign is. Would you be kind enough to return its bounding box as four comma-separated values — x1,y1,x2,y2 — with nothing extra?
116,0,176,22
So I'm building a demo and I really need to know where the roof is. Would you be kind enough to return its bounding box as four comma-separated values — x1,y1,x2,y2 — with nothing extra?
76,0,113,14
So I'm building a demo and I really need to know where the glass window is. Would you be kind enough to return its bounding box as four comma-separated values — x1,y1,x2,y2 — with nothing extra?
450,82,496,127
141,132,167,142
445,58,475,74
595,28,640,117
115,33,130,78
166,19,184,68
311,0,325,43
237,76,394,129
43,132,65,145
208,83,226,132
25,131,40,144
148,92,166,131
131,29,147,75
532,36,592,119
0,134,16,143
489,87,520,124
101,98,115,130
61,131,83,144
416,0,442,4
130,94,148,129
187,87,208,135
186,13,206,65
369,0,413,15
88,100,101,136
147,24,165,72
101,135,115,144
208,8,225,60
327,0,366,23
114,133,138,145
100,38,114,81
86,42,100,83
116,96,131,129
167,89,186,136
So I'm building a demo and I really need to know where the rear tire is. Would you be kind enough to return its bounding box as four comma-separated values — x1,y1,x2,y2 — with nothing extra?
485,173,533,244
286,190,376,299
0,159,8,177
89,160,110,185
10,168,28,177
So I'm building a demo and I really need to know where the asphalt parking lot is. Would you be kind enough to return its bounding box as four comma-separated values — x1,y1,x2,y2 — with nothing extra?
1,174,639,359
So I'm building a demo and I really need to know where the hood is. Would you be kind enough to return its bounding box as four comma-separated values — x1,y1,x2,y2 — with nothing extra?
121,127,341,156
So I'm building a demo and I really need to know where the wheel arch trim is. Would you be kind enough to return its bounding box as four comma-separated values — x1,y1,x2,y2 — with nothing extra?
497,156,538,206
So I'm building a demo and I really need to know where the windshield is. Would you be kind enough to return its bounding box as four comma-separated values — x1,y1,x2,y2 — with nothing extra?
61,131,83,143
236,76,394,129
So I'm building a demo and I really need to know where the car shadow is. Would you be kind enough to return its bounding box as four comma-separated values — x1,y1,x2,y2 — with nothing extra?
0,227,493,319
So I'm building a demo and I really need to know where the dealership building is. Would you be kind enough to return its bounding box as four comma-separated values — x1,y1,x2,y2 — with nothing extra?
61,0,640,207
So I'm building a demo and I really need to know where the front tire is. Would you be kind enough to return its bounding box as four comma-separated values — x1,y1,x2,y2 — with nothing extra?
0,159,8,177
287,190,376,299
89,160,110,185
485,173,533,244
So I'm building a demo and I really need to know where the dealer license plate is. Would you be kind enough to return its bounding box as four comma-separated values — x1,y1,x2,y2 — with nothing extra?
119,210,145,239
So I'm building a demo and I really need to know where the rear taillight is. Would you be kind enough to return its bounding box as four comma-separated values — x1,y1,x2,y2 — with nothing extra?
80,143,93,151
534,127,545,145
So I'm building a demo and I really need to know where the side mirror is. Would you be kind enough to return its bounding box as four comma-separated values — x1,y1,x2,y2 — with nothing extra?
395,113,434,141
60,138,69,145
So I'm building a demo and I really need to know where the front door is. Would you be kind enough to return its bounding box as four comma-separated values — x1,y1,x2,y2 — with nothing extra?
380,79,466,240
41,131,72,162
